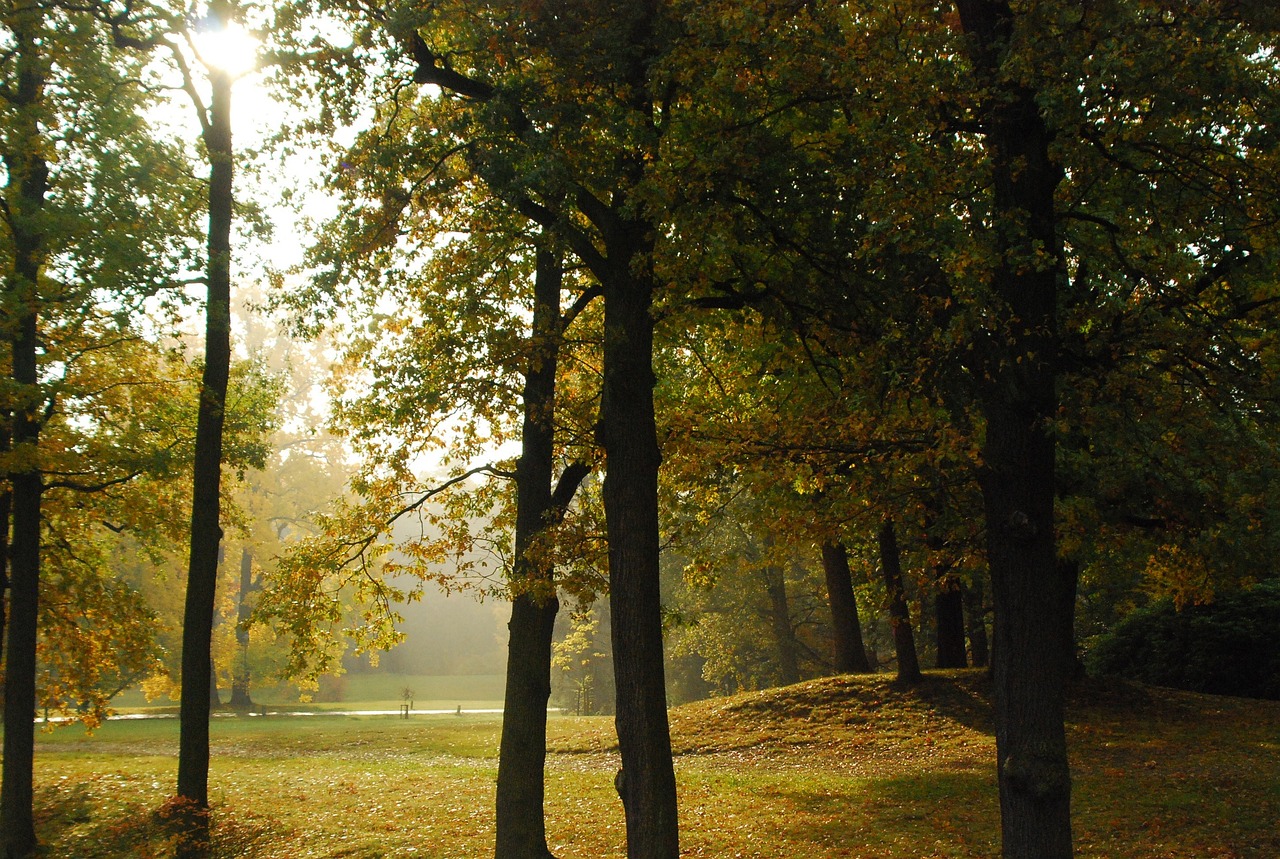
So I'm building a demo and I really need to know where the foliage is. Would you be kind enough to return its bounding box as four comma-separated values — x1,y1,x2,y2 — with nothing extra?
1087,581,1280,701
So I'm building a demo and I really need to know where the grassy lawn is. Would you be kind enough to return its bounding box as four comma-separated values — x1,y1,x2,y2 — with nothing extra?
15,671,1280,858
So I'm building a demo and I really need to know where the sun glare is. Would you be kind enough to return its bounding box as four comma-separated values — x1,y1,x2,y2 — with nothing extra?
193,22,259,78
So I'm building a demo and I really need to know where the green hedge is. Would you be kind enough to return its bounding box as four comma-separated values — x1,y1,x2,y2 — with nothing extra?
1087,580,1280,700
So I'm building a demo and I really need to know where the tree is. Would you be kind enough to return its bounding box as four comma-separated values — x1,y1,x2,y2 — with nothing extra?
0,4,204,852
370,5,682,853
877,519,922,684
820,542,872,674
661,4,1280,855
496,244,593,859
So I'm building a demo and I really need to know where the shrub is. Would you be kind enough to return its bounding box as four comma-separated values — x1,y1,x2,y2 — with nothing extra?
1086,580,1280,700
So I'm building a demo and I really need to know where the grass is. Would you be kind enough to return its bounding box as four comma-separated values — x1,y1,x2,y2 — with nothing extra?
108,673,507,714
16,671,1280,858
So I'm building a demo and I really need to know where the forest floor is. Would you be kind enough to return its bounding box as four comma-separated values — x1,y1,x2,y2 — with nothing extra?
20,670,1280,858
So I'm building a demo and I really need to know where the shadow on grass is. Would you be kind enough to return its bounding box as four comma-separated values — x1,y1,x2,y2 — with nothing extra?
774,770,1000,858
35,781,286,859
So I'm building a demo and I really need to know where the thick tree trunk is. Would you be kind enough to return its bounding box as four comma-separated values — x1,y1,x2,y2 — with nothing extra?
176,21,234,855
0,18,48,855
598,233,679,859
762,562,801,686
229,548,254,709
954,2,1074,856
964,579,990,669
821,542,872,673
495,248,590,859
877,519,922,684
935,580,968,669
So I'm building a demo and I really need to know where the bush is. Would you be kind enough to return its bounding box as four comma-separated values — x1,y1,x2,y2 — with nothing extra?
1086,580,1280,700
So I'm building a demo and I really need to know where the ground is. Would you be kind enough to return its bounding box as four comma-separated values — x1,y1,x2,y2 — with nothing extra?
19,670,1280,858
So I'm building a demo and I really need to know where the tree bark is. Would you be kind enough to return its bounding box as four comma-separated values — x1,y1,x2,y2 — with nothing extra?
877,519,922,684
176,10,235,852
821,542,872,673
954,2,1074,855
0,432,10,690
964,579,990,669
762,561,801,686
935,580,968,669
0,14,48,855
229,548,254,709
597,226,679,859
495,247,590,859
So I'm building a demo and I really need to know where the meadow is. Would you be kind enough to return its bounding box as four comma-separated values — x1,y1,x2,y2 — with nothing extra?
23,671,1280,858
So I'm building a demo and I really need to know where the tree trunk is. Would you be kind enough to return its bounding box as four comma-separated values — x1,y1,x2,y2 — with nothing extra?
1058,557,1082,680
598,229,679,859
762,561,801,686
0,430,10,691
495,247,590,859
877,519,922,684
954,2,1074,855
821,542,871,673
0,15,48,855
0,432,10,682
176,14,235,853
935,580,968,669
229,548,254,709
964,579,990,669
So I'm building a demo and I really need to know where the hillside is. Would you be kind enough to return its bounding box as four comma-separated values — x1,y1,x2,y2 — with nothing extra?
551,670,1280,858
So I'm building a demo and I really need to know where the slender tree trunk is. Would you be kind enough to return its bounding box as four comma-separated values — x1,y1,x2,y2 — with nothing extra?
954,2,1074,855
821,542,871,673
964,579,990,669
0,430,10,675
229,548,254,709
877,519,922,684
598,230,679,859
176,13,234,853
495,247,590,859
762,562,801,686
0,16,48,855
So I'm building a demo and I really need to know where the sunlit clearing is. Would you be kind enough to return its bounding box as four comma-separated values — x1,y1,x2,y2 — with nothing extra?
194,22,258,77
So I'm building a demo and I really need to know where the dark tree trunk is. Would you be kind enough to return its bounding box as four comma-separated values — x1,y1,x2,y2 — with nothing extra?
1058,557,1082,679
0,17,47,855
176,15,235,854
877,519,922,684
964,579,990,669
821,542,872,673
954,2,1074,856
495,247,590,859
0,431,10,676
229,548,254,709
597,226,679,859
762,561,801,686
924,505,966,669
411,5,677,855
935,581,968,669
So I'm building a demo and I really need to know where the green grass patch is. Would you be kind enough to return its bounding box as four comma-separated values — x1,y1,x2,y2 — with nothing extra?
15,671,1280,857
